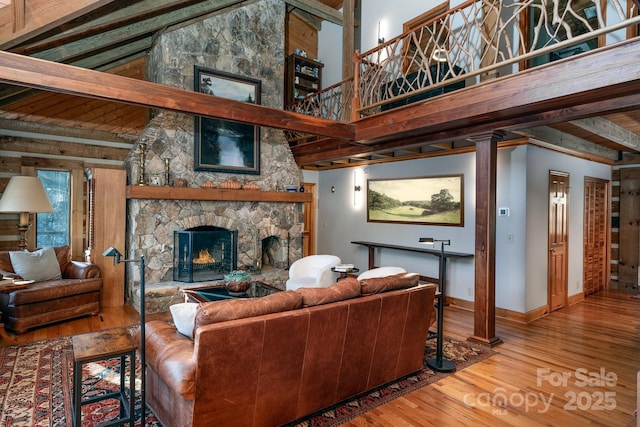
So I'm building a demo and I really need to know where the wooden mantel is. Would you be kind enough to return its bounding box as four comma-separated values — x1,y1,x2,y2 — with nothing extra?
126,185,313,203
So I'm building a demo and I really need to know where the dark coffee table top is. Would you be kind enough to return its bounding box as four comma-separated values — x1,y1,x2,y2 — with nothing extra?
183,281,280,303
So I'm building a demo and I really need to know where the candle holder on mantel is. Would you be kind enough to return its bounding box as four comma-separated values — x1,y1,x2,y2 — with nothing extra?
164,158,171,186
137,143,147,186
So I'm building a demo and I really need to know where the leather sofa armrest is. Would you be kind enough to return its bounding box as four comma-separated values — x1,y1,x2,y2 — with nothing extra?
0,268,19,279
143,320,197,399
64,261,102,279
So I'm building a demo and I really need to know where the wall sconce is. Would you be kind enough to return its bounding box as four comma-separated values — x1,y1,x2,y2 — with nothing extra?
0,176,53,251
103,247,147,418
431,48,448,63
353,170,363,208
377,20,385,44
418,237,456,372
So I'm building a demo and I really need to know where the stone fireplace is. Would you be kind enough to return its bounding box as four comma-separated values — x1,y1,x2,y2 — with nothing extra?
123,0,304,312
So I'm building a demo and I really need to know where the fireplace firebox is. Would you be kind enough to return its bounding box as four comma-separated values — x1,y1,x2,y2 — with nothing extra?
174,227,238,282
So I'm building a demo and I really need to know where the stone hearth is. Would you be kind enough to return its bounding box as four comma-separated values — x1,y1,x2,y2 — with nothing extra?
123,0,304,312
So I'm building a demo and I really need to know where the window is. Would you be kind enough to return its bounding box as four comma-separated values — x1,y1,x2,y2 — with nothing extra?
36,170,70,247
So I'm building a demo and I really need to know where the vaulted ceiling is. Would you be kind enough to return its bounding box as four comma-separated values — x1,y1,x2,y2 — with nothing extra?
0,0,639,170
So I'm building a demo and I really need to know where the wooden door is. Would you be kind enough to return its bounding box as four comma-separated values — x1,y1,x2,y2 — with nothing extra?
583,177,609,295
548,171,569,311
618,168,640,290
302,183,316,256
86,168,126,308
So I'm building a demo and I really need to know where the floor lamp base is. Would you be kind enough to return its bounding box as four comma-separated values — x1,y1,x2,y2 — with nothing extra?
427,357,456,373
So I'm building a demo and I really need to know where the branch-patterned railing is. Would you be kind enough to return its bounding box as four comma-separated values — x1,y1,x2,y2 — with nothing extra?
287,0,639,124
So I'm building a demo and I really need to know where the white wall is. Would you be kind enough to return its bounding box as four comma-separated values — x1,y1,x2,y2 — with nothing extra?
313,145,611,314
316,153,477,304
524,145,610,312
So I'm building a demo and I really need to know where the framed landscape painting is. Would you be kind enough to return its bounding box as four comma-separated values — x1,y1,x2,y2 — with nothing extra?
367,175,464,226
194,66,261,174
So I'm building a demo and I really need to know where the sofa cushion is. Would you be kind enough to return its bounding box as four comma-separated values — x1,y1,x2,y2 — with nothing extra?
9,247,62,282
359,272,420,295
297,277,361,307
194,290,303,330
170,302,199,339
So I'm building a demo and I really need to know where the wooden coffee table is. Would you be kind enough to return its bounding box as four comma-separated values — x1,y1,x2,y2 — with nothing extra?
183,281,281,303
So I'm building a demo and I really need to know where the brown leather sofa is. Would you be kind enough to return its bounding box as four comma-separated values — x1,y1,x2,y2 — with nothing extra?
0,245,102,334
141,273,436,427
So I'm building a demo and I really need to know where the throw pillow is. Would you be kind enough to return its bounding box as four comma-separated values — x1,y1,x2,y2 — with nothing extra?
170,302,199,339
9,247,62,282
360,272,420,295
194,290,303,330
297,277,361,307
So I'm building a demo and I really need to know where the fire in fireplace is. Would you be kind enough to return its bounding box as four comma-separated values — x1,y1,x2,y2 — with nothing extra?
173,226,238,282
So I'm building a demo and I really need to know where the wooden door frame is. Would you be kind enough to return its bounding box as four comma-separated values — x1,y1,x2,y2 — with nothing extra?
548,170,570,311
302,182,316,256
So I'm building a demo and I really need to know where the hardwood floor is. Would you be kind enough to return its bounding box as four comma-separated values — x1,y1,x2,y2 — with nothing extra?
346,290,639,427
2,290,638,426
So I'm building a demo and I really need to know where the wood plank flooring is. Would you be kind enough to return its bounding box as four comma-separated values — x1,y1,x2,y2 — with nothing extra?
2,290,638,426
345,290,639,427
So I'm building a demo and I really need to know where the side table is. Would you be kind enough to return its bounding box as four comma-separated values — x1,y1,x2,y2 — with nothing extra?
331,265,359,280
72,328,137,427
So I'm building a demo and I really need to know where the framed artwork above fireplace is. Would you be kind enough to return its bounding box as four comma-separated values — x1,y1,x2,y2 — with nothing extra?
194,66,261,174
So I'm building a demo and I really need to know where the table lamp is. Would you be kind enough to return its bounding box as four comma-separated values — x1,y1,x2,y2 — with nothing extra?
0,176,53,251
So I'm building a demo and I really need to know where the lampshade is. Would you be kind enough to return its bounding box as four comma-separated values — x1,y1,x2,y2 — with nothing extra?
0,176,53,213
419,237,434,244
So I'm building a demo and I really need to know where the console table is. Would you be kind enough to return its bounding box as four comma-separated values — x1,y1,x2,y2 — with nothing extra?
351,240,473,271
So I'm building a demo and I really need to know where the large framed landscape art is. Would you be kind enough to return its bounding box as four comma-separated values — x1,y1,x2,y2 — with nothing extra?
194,66,261,174
367,175,464,226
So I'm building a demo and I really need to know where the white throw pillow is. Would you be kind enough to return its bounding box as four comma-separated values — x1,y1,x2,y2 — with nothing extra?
169,302,199,339
9,247,62,282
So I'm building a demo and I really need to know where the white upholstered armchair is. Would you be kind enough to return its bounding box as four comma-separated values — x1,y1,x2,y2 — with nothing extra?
285,254,341,291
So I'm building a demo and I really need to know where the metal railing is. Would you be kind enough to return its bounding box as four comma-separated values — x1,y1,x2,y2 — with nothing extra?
286,0,639,124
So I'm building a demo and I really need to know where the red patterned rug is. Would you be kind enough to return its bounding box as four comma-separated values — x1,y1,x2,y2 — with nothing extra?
0,330,160,426
289,336,495,426
0,332,492,426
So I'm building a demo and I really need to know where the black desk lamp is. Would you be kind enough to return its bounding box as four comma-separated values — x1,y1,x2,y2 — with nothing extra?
103,247,147,421
419,237,456,373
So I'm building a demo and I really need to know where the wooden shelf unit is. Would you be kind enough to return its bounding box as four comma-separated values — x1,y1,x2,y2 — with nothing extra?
127,185,312,203
284,54,323,106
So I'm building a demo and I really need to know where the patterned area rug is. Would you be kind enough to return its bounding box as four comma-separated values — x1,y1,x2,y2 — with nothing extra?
289,335,495,426
0,329,160,427
0,332,492,427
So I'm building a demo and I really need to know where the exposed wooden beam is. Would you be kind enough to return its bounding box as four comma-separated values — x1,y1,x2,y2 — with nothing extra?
0,135,130,160
283,0,343,25
13,0,246,55
30,1,248,63
0,0,114,48
290,9,323,31
342,0,354,80
0,117,134,144
515,126,618,162
0,51,354,140
569,117,640,152
71,38,152,70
